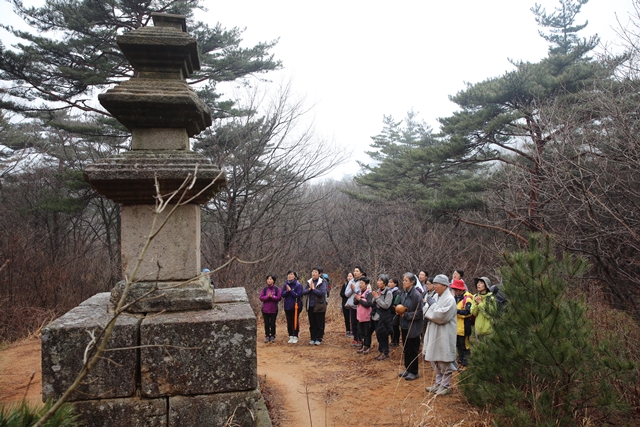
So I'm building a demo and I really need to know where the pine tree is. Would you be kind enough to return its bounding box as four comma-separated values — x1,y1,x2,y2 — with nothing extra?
354,111,486,215
438,0,611,234
461,234,633,426
0,0,280,119
531,0,599,56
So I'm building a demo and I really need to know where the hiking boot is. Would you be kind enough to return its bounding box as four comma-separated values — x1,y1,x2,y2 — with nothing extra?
264,337,270,343
404,373,420,381
362,347,370,354
398,371,409,378
350,340,360,347
377,353,389,360
435,386,451,396
425,384,441,393
270,336,275,343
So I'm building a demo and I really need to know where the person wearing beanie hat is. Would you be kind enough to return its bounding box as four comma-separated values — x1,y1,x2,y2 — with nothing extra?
423,274,457,396
470,276,496,341
451,279,473,368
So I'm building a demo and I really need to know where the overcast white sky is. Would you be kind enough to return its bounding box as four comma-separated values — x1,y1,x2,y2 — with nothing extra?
1,0,637,179
197,0,636,179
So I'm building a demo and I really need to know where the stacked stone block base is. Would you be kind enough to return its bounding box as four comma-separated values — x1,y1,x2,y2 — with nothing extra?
41,289,270,427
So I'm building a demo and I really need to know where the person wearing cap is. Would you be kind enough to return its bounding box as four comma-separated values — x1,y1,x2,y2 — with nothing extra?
423,274,458,396
471,276,495,341
451,279,473,369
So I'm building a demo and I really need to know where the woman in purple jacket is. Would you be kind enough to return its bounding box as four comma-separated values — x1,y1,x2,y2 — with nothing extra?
259,274,282,343
281,270,303,344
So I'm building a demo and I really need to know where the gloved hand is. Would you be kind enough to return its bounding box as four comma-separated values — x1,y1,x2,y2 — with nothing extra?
426,296,436,306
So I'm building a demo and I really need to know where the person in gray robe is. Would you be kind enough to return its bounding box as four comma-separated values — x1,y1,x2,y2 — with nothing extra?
423,274,458,396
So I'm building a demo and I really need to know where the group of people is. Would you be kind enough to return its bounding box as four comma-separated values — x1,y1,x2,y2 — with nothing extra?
258,267,329,345
339,268,497,395
258,266,497,396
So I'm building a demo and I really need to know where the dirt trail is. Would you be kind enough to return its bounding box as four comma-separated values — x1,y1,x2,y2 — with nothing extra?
256,318,487,427
0,336,42,406
0,318,489,426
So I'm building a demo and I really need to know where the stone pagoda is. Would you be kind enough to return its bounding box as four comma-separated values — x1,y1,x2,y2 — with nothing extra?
40,13,270,427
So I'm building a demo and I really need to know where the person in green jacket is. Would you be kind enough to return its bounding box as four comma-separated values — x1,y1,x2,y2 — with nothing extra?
470,276,495,341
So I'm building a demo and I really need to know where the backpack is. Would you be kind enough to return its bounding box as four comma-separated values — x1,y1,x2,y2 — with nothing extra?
462,294,476,326
490,284,508,313
322,274,331,299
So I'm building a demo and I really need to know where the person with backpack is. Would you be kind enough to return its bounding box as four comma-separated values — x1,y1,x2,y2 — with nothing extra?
451,279,473,369
354,277,374,354
388,277,402,347
259,274,282,343
372,274,394,360
470,276,496,341
302,267,328,345
281,270,303,344
339,272,354,337
398,272,424,381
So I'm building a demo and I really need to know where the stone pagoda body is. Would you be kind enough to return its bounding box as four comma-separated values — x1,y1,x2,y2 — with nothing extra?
40,13,271,427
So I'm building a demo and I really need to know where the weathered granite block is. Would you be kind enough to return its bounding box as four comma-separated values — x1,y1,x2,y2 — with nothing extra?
41,293,140,402
214,287,249,304
132,128,189,150
121,203,200,281
140,301,257,397
79,292,112,307
73,397,167,427
111,277,213,313
169,389,268,427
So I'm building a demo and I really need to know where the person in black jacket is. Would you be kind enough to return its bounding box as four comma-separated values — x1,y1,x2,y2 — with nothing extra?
372,274,394,360
398,273,424,381
389,277,401,346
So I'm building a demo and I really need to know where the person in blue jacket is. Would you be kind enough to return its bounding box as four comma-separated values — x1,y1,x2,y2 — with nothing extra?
281,270,303,344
